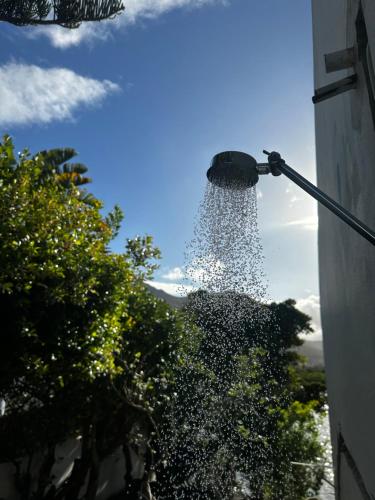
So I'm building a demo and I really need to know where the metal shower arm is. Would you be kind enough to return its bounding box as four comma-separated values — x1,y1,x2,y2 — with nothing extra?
262,150,375,246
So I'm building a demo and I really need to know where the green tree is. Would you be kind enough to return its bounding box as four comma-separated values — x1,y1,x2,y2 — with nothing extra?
0,0,124,28
0,135,185,499
291,368,327,410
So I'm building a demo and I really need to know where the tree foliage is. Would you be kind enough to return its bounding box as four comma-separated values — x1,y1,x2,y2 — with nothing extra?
0,0,124,28
0,135,183,499
291,368,327,410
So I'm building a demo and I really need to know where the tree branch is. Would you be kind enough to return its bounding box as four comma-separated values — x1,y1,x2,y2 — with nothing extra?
0,1,125,28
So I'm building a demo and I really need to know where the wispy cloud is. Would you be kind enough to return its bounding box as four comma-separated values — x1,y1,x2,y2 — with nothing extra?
0,63,120,127
28,0,223,48
285,182,303,207
161,267,185,281
29,22,111,49
284,215,318,231
124,0,220,21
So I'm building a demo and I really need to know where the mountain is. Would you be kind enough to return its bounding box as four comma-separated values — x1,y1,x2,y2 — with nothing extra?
145,283,186,309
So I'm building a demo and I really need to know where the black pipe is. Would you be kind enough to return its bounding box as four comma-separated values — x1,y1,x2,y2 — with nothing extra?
263,151,375,247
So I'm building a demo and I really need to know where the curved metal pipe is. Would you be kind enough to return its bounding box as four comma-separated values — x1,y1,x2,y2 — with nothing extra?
263,150,375,246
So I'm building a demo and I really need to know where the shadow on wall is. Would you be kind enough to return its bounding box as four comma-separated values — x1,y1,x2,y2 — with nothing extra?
0,438,143,500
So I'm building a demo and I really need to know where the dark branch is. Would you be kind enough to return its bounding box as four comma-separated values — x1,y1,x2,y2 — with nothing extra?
0,0,125,28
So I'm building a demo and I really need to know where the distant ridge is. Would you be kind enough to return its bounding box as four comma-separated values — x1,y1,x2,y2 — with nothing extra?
146,284,324,367
296,340,324,368
145,283,186,309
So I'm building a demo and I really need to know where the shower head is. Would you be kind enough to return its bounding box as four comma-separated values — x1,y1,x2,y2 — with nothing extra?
207,151,270,190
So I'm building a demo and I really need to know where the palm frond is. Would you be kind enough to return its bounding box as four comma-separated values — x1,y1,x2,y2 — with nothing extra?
62,163,88,175
78,190,100,207
36,148,77,169
56,172,91,188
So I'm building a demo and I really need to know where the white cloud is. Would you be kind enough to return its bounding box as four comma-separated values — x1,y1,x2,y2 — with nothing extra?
146,280,194,296
0,63,120,127
28,0,223,48
296,294,322,341
124,0,219,22
161,267,185,281
284,215,318,231
29,22,111,49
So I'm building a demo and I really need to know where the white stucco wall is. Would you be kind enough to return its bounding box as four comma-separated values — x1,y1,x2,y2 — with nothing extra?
312,1,375,498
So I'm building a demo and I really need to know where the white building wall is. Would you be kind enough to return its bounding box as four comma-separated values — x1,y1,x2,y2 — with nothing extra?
312,1,375,498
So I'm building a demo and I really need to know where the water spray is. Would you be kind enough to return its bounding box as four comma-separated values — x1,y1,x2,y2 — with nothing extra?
207,150,375,246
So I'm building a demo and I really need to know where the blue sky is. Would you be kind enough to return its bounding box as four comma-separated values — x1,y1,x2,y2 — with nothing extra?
0,0,321,338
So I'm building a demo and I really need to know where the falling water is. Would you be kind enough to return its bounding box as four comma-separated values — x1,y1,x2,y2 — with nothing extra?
184,182,267,299
156,182,312,498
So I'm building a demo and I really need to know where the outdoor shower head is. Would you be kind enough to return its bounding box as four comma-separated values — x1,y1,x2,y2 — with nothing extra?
207,151,260,190
207,151,271,190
